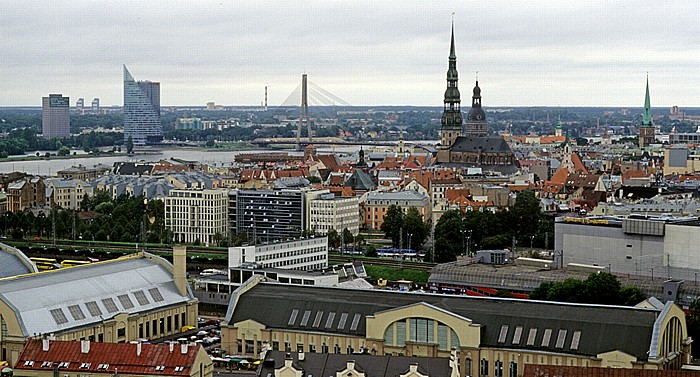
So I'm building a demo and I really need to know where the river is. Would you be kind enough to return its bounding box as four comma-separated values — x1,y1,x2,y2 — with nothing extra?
0,145,360,175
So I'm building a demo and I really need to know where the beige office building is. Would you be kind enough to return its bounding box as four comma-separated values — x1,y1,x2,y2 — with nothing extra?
165,188,228,245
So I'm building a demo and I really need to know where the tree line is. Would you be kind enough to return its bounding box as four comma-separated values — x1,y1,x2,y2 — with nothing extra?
529,272,647,306
429,191,553,263
0,192,171,244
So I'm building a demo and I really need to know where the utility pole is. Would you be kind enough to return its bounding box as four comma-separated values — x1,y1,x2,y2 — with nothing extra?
52,209,56,246
71,212,76,240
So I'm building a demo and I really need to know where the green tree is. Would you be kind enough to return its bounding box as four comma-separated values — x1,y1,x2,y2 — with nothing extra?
381,205,404,248
205,135,215,147
126,136,134,153
529,273,642,306
57,146,70,156
432,210,464,262
620,286,647,306
327,229,340,249
365,244,378,258
511,191,542,245
402,207,428,250
342,228,354,246
307,176,322,184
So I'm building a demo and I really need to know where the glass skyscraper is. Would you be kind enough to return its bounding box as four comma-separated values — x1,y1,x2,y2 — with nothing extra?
123,65,162,145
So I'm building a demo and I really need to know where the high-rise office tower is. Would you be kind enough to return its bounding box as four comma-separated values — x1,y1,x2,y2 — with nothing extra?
123,65,161,145
76,98,84,109
42,94,70,138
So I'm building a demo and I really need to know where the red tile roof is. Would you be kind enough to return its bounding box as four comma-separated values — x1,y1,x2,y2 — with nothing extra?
15,339,203,376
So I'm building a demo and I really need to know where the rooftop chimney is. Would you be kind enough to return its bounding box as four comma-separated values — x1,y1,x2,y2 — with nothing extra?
42,337,50,352
181,343,188,354
137,342,142,356
169,342,175,353
81,339,90,354
298,352,305,361
173,246,188,296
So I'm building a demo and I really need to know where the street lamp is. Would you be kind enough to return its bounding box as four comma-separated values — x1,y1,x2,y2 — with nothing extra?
407,233,413,252
468,230,472,256
530,235,535,251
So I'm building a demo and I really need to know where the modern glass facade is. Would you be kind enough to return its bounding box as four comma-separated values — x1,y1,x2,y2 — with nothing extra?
228,189,305,242
123,65,162,145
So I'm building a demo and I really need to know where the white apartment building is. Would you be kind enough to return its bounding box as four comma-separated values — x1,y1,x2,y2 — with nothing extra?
228,237,328,271
309,193,360,236
165,188,228,245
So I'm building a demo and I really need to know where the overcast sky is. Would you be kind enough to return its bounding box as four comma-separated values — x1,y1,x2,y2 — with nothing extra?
2,1,699,107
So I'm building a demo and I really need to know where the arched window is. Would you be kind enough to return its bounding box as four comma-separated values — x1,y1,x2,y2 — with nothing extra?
382,318,460,350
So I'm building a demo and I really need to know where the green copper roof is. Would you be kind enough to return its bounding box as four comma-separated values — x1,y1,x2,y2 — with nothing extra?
557,114,562,129
643,75,652,126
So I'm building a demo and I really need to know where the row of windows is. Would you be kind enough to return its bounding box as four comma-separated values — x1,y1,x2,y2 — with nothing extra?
263,255,326,269
497,324,581,351
257,247,325,261
383,318,459,351
475,359,517,377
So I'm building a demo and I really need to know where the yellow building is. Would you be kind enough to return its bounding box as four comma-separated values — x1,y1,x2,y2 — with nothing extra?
0,248,197,366
222,278,691,377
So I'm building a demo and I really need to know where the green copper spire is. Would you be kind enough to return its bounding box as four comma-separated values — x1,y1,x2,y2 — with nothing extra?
449,21,456,60
557,114,562,129
642,75,652,126
441,19,462,134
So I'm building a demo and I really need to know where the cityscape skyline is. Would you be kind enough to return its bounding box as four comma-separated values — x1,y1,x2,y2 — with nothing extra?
2,1,700,107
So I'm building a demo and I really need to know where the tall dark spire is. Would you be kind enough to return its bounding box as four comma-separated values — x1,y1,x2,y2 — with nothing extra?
643,74,652,126
440,20,463,147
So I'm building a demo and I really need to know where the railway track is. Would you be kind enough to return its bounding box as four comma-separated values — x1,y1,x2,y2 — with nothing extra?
329,254,436,271
12,240,437,272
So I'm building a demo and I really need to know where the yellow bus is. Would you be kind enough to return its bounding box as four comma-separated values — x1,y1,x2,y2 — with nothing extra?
60,259,92,268
29,257,63,271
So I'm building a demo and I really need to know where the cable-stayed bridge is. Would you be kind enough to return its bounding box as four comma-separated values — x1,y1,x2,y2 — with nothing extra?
280,74,351,150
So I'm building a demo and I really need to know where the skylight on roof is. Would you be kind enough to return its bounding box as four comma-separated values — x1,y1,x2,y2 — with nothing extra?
149,287,165,302
570,330,581,350
350,314,361,331
118,294,135,309
541,329,552,347
133,290,150,306
68,305,86,321
526,328,537,346
498,325,509,343
555,329,567,348
102,298,118,313
49,308,69,325
85,301,102,317
300,310,311,327
512,326,523,344
312,311,323,328
288,309,299,326
337,313,348,330
325,312,336,328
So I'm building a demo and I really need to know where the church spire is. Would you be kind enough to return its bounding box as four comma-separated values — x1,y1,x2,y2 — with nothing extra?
642,74,652,126
449,21,456,60
440,18,463,147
